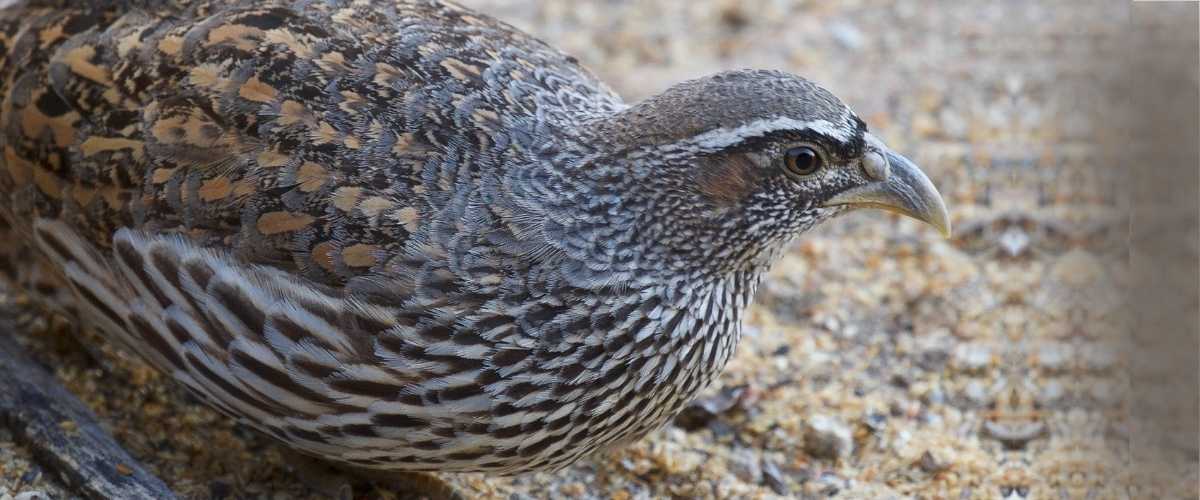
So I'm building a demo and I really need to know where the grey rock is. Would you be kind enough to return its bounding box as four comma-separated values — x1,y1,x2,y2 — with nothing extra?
804,415,854,460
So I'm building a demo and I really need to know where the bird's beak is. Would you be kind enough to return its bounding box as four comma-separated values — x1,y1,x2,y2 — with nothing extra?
822,150,951,238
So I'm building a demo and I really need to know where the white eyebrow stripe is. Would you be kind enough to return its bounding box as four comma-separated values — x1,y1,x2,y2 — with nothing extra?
689,116,856,151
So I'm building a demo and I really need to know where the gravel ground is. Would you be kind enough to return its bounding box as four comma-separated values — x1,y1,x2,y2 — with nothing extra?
2,1,1198,499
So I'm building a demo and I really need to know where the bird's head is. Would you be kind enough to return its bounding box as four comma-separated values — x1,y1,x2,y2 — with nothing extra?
576,69,950,281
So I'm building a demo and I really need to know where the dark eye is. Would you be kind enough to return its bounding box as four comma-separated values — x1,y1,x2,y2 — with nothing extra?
784,146,823,176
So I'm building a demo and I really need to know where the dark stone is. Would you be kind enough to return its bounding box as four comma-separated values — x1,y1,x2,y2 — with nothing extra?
673,385,749,431
763,460,790,496
209,480,232,500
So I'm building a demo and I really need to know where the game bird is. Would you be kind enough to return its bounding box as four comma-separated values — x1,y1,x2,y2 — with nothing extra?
0,0,949,480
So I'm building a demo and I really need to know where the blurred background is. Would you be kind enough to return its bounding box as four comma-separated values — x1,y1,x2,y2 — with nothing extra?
2,1,1197,498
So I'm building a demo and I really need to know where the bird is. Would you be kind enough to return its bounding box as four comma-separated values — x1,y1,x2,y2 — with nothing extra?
0,0,948,478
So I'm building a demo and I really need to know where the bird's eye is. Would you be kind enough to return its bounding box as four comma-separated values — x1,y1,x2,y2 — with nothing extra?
784,146,823,176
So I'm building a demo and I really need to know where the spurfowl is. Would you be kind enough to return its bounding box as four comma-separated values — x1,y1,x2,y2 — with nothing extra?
0,0,948,477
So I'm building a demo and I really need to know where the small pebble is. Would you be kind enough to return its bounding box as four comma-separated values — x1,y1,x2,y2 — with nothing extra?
559,482,586,496
954,343,991,371
917,450,950,473
18,468,38,485
762,460,790,495
828,21,866,50
803,415,854,460
806,471,847,497
674,385,748,431
963,380,991,407
727,448,761,484
918,349,949,371
923,386,946,406
862,411,888,433
708,420,736,439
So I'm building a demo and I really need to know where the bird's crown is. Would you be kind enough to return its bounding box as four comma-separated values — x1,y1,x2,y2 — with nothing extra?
599,69,864,155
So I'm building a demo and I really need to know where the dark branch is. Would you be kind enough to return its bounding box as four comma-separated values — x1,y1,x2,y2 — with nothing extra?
0,329,176,500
